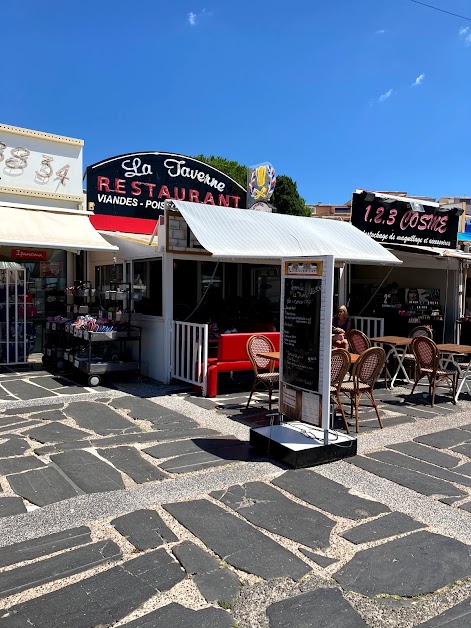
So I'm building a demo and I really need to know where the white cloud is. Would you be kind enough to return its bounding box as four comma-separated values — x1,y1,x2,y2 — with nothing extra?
412,73,425,87
378,88,393,103
375,29,385,35
187,8,210,27
459,26,471,46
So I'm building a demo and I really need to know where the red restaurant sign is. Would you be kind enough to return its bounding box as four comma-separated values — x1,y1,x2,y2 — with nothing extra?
11,249,47,260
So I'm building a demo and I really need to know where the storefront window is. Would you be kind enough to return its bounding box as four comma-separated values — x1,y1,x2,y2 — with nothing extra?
95,263,124,291
132,260,163,316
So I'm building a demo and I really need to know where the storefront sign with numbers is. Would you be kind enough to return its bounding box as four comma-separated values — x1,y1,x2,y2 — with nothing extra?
279,256,334,430
0,124,83,200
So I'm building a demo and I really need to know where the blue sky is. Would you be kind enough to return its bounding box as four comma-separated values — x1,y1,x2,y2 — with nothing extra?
1,0,470,203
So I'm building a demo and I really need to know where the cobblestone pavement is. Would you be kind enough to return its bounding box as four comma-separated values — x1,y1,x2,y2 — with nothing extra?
0,370,470,627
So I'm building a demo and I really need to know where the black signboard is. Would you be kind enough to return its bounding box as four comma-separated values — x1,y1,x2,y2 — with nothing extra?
351,191,459,250
282,278,321,392
86,152,247,221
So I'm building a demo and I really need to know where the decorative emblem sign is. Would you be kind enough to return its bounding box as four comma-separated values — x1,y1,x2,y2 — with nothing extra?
247,162,276,208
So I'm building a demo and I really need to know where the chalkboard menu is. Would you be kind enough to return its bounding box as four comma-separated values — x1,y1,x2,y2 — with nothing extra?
282,278,321,392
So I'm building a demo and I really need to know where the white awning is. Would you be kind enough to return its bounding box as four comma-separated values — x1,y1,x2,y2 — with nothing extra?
99,231,159,260
388,242,471,261
166,200,401,265
0,205,118,252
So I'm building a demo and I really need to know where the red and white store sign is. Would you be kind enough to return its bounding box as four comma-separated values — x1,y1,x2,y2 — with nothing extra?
11,249,47,260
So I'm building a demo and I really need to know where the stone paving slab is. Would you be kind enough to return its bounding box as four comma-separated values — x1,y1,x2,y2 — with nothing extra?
459,502,471,513
366,450,471,488
112,509,178,550
0,420,42,434
143,435,243,460
272,469,390,519
0,437,29,457
97,446,167,483
159,445,255,474
452,443,471,458
387,441,461,469
7,466,82,506
111,397,199,427
51,450,125,493
0,455,45,475
3,404,64,415
120,603,234,628
27,422,91,444
266,587,367,628
415,429,471,449
0,416,33,428
31,409,67,421
0,539,121,598
298,548,338,567
65,402,140,435
349,456,467,499
164,498,311,581
211,481,336,549
0,380,57,400
0,526,91,568
334,531,471,597
0,497,26,518
417,598,471,627
340,512,425,544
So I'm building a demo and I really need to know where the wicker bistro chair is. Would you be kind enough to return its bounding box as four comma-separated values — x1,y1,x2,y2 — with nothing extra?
246,335,279,411
403,326,434,380
347,329,371,355
410,336,458,407
330,349,351,433
340,346,386,433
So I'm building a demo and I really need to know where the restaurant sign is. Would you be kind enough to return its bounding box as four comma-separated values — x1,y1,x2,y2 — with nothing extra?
87,153,247,233
351,191,460,250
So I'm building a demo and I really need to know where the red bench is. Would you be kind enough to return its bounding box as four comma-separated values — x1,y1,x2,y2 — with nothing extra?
206,332,280,398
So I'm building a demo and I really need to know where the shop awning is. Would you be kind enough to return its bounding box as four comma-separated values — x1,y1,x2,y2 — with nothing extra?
0,205,118,252
166,200,401,265
387,242,471,261
99,231,159,260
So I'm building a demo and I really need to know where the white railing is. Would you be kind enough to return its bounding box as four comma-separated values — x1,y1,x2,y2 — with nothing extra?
353,316,384,338
171,321,209,395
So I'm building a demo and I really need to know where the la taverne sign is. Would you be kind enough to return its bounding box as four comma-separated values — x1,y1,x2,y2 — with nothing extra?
87,152,247,234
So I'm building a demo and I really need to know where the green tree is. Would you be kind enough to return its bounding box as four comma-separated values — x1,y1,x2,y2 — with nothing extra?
271,175,310,216
193,154,247,188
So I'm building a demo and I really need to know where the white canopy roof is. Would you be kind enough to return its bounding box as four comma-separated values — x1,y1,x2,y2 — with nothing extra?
0,204,118,252
99,231,159,260
166,200,401,265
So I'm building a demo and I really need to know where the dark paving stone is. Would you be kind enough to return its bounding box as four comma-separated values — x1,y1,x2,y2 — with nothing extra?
298,548,338,567
111,397,197,425
1,380,56,400
459,501,471,513
51,450,125,493
32,409,67,421
3,404,64,414
266,587,367,628
334,531,471,596
112,509,177,550
452,443,471,458
143,435,243,460
272,469,389,519
366,451,471,488
164,498,310,581
416,597,471,627
7,466,81,506
120,603,234,628
349,456,467,499
173,540,221,574
0,455,45,475
457,423,471,432
381,400,454,419
27,422,90,444
211,481,335,549
0,539,121,598
65,401,140,435
0,526,91,568
56,386,89,395
97,446,166,483
450,462,471,477
31,376,75,390
147,414,200,428
0,497,26,518
341,512,424,544
0,436,29,457
0,548,183,628
33,428,221,455
0,415,31,427
387,441,460,469
185,396,218,410
415,429,471,450
0,419,42,434
159,444,256,474
194,569,241,604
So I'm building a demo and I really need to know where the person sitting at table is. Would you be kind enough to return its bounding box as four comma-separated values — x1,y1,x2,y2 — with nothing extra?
332,305,351,350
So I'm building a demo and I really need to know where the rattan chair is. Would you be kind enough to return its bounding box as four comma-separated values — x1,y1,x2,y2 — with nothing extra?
246,335,279,411
410,336,458,407
403,326,433,379
340,346,386,433
330,349,351,433
347,329,371,355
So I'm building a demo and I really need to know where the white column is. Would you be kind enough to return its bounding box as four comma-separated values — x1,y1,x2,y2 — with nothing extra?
162,252,174,384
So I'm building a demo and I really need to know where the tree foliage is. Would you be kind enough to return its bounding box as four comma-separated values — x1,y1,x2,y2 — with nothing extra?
270,175,310,216
193,155,309,216
193,154,247,188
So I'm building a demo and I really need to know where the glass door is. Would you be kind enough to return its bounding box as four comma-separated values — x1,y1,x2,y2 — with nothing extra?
0,266,27,364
